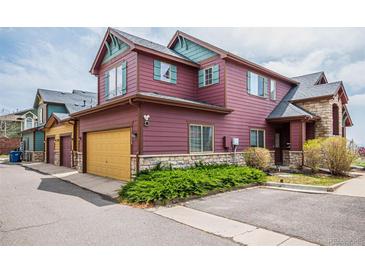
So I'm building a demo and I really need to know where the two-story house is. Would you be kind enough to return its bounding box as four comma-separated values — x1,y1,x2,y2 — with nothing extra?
22,89,96,162
71,28,353,181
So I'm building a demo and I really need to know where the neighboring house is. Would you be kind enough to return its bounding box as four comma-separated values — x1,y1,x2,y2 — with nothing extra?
0,109,34,154
22,89,96,162
71,28,353,181
43,94,96,168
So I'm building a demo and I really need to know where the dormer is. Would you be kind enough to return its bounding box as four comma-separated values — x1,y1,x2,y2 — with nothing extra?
315,72,328,85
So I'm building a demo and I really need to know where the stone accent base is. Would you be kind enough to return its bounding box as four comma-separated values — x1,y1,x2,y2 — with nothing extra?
54,151,60,166
131,152,247,176
23,151,44,162
283,150,303,168
73,151,83,172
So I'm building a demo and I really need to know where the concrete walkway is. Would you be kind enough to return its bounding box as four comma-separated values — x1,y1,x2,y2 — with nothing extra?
150,205,318,246
21,163,125,200
334,174,365,198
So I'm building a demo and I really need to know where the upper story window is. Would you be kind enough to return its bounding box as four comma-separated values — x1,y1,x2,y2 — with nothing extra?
38,107,43,124
104,61,127,100
199,65,219,88
189,124,214,153
247,71,268,98
250,129,265,148
25,117,33,129
270,79,277,100
154,60,177,84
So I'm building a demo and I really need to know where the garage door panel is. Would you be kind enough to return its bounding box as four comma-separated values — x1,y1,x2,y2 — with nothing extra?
86,128,130,181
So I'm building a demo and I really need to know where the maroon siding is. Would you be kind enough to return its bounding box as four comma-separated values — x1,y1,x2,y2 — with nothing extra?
60,135,72,168
138,53,197,100
142,103,226,154
79,105,139,154
97,51,138,105
141,60,294,155
196,58,225,107
224,60,293,150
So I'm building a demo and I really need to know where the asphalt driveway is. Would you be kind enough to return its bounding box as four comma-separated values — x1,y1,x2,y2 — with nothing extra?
185,188,365,245
0,163,235,245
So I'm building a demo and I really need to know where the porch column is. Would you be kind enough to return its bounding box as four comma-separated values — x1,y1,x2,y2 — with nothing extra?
287,120,306,167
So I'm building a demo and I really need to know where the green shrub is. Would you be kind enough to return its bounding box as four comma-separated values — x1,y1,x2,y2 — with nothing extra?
119,165,266,204
244,147,271,170
321,136,358,175
303,138,323,173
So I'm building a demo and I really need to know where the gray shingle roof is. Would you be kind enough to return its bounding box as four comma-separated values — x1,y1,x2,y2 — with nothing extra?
267,101,316,120
35,89,97,114
267,71,341,120
111,28,194,63
52,112,70,121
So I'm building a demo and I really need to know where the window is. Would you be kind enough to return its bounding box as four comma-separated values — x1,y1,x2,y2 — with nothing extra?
105,62,127,99
25,117,33,129
204,67,213,86
250,129,265,148
270,79,276,100
38,107,43,124
198,65,219,88
153,60,177,84
189,124,213,153
160,62,171,82
247,71,268,98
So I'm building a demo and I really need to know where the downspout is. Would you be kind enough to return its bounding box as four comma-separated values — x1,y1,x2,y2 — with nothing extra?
128,98,141,175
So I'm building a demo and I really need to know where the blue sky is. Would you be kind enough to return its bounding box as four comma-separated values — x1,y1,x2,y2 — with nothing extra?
0,28,364,145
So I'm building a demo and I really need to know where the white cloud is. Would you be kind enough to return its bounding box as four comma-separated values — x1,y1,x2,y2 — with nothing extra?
348,93,365,106
336,60,365,92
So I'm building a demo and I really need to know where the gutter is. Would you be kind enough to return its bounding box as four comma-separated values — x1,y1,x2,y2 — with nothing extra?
71,93,233,118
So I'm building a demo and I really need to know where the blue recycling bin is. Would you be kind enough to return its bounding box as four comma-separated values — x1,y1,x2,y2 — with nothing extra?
9,151,22,163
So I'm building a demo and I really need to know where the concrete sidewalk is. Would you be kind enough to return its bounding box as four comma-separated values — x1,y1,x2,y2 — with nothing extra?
21,163,126,200
334,174,365,198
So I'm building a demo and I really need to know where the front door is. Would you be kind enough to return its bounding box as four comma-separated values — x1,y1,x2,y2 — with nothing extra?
274,132,282,165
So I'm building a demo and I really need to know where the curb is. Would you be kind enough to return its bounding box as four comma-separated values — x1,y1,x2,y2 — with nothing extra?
21,163,119,202
264,181,348,193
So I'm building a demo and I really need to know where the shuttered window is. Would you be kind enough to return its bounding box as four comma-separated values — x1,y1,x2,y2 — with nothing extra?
105,61,127,100
250,129,265,148
189,124,214,153
154,60,177,84
247,71,268,98
198,64,219,88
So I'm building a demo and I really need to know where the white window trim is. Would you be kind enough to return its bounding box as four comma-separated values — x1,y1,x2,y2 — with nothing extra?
250,128,266,148
270,79,277,100
203,66,214,87
25,117,33,130
189,124,215,154
106,63,124,100
247,71,267,98
160,61,172,83
38,107,43,124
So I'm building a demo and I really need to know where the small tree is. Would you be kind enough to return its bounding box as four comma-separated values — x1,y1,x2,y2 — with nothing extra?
244,147,271,170
303,138,323,173
321,136,358,175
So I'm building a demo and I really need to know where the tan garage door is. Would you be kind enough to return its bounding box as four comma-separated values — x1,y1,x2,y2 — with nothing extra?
86,128,131,181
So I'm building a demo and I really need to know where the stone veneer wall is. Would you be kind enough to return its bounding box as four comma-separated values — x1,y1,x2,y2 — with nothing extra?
73,151,83,172
296,94,343,138
23,151,44,162
283,150,303,168
54,151,60,166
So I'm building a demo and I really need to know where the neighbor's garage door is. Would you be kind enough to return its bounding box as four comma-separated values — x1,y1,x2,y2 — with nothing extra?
86,128,131,181
60,135,72,168
47,137,55,164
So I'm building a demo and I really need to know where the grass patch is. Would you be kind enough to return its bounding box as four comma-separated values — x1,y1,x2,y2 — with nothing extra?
119,164,266,205
267,173,348,186
353,158,365,168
